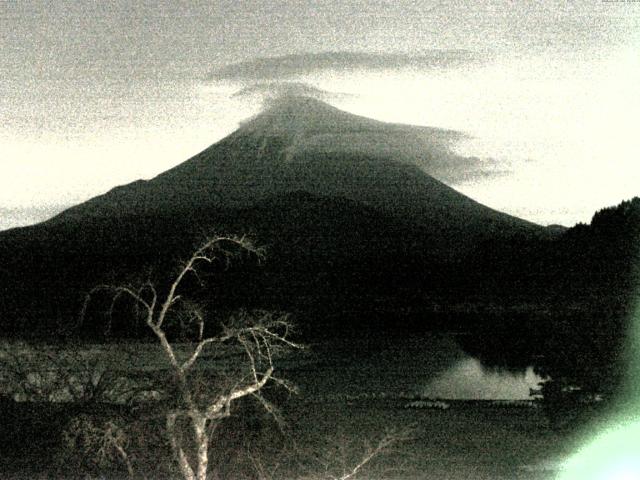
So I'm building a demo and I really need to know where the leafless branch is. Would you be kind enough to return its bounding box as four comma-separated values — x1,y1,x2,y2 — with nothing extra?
205,366,274,420
74,235,298,480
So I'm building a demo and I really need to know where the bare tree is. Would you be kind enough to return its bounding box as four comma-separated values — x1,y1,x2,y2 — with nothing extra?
0,340,125,403
81,236,300,480
290,427,414,480
63,414,139,479
242,427,414,480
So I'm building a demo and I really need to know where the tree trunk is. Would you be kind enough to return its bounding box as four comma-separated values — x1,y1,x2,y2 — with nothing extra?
167,413,196,480
194,416,209,480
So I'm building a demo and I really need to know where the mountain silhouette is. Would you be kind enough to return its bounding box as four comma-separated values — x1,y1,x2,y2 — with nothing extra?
0,97,636,404
1,96,551,338
47,96,540,250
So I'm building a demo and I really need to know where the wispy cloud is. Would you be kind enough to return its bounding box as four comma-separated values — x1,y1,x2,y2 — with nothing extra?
210,50,482,82
210,51,502,186
237,94,509,186
231,81,354,103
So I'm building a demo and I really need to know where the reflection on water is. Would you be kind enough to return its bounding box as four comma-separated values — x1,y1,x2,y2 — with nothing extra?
422,357,543,400
0,334,544,402
290,334,543,400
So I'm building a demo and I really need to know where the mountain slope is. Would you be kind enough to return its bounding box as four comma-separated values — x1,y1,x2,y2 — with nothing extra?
0,96,552,338
0,190,448,337
47,96,540,248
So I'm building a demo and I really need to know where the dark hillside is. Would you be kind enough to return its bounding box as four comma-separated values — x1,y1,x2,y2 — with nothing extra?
459,197,640,398
0,192,443,338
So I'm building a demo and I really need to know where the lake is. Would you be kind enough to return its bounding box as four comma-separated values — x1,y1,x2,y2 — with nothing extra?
0,333,543,402
284,333,543,401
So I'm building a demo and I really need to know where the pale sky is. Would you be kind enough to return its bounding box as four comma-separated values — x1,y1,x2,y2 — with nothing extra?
1,1,639,230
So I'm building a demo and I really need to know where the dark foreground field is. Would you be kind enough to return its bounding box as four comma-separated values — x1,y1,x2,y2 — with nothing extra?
0,335,592,479
0,394,578,480
276,397,573,480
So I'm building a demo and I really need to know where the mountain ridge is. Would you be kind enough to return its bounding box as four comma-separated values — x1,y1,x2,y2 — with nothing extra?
45,96,540,249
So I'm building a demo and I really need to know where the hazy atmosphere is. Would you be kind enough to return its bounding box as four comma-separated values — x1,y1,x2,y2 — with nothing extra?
2,0,639,230
2,3,640,479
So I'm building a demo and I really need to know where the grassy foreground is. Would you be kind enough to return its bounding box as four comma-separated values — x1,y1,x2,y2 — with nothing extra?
0,394,576,480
